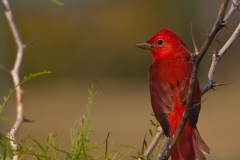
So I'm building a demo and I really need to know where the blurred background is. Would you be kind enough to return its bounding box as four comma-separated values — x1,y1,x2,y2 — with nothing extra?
0,0,240,159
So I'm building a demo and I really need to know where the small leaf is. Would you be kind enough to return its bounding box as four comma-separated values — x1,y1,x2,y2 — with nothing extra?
150,120,156,126
23,76,27,81
144,139,148,149
93,92,97,97
138,153,148,160
51,0,64,5
88,88,92,95
149,129,153,137
0,116,13,126
137,151,141,155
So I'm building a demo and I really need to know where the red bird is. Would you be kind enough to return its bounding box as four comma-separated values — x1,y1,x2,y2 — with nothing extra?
135,29,210,160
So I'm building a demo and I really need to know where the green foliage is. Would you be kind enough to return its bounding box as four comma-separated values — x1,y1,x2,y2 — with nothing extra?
137,113,164,159
0,70,51,116
0,83,139,159
137,152,148,160
0,133,14,160
15,133,59,160
0,73,164,159
67,83,96,159
66,84,137,159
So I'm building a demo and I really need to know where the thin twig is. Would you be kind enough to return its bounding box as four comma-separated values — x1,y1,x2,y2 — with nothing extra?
2,0,26,159
141,133,147,154
0,65,11,73
137,127,163,160
201,23,240,95
191,22,199,54
144,127,163,158
224,0,240,22
201,0,240,95
104,132,111,159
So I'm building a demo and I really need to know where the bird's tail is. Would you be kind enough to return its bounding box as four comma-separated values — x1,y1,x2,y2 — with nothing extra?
171,123,210,160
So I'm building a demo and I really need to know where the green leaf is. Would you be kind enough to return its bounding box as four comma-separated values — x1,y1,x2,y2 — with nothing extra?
30,137,44,151
149,129,153,137
51,0,64,6
0,70,51,117
144,139,148,149
0,116,13,126
150,119,156,126
138,152,148,160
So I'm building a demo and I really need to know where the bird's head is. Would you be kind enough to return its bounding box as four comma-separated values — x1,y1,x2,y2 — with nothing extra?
135,29,189,61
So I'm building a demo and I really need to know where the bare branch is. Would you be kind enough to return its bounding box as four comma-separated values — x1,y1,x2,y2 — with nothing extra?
224,0,240,21
212,0,240,43
0,65,11,73
2,0,26,159
24,35,40,48
138,127,163,160
201,23,240,95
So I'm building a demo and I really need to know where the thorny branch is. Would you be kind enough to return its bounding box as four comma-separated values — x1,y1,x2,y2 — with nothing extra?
1,0,31,159
201,1,240,95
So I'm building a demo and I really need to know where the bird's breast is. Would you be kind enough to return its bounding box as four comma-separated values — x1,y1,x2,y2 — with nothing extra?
149,56,192,84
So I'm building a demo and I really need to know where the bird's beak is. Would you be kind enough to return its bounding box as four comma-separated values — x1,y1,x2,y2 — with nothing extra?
135,42,152,50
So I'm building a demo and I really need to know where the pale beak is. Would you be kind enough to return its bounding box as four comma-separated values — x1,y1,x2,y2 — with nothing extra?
135,42,153,50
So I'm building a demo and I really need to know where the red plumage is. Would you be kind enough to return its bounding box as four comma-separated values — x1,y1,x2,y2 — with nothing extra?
136,29,210,160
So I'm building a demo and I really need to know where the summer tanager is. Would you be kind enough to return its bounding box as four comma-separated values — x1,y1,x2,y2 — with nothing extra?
135,29,210,160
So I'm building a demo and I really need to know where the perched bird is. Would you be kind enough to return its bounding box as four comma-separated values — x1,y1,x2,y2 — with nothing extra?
135,29,210,160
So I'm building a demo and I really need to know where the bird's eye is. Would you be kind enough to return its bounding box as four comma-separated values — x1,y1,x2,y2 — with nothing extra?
157,40,163,45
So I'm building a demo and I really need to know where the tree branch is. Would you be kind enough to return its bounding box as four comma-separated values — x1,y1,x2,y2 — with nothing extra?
2,0,26,159
224,0,240,21
201,1,240,95
144,127,163,158
137,126,164,160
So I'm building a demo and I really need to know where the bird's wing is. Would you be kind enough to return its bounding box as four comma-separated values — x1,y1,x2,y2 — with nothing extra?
177,79,189,106
149,81,174,136
177,79,201,129
149,79,200,136
190,81,201,128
